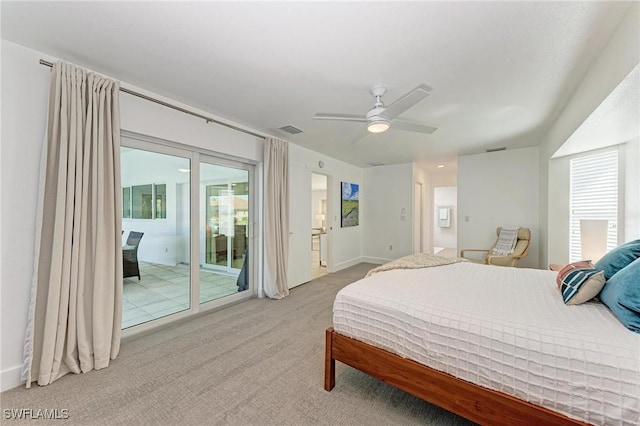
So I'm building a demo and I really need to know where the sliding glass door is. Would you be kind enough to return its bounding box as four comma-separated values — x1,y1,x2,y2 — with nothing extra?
120,137,255,330
200,159,251,304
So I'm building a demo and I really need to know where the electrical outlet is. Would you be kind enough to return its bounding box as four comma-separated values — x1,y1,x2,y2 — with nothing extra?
389,244,393,250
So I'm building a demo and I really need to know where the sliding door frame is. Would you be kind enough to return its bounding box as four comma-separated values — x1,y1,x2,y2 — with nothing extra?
196,154,256,311
120,130,259,338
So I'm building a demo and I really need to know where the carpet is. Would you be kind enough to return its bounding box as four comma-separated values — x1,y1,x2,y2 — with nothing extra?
1,263,474,425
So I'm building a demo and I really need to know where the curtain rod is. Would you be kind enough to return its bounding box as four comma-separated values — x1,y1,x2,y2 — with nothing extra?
39,59,266,140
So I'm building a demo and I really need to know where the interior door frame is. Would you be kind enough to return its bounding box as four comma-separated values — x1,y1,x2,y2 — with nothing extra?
414,181,423,254
312,172,333,272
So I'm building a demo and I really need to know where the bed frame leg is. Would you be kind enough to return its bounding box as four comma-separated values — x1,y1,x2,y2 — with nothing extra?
325,327,335,391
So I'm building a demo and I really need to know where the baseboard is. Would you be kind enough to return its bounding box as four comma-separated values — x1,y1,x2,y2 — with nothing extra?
1,365,25,392
332,257,366,272
332,256,389,272
360,256,391,265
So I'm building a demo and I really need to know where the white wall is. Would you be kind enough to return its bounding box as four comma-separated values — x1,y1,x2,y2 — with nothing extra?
1,40,51,392
288,144,363,272
547,156,571,265
624,138,640,241
362,163,414,263
539,3,640,266
0,40,266,391
433,186,457,250
458,147,540,268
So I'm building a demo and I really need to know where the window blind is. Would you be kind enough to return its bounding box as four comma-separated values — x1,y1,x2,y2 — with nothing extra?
569,149,618,262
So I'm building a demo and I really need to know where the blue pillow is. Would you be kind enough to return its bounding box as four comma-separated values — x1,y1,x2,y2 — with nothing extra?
595,239,640,280
599,258,640,333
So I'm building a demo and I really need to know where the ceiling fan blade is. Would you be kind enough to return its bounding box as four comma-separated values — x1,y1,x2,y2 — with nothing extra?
314,113,368,122
349,127,369,145
381,84,431,120
392,119,437,134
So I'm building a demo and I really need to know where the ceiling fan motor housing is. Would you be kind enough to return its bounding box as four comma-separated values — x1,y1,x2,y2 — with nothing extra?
366,105,390,133
366,106,387,121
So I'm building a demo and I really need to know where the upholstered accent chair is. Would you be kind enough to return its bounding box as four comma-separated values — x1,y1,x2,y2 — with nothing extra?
460,227,531,267
123,231,144,279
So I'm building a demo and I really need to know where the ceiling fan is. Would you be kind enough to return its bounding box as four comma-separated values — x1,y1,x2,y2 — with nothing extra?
313,84,437,143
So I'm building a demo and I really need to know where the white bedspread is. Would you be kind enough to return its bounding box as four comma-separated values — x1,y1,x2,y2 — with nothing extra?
333,262,640,425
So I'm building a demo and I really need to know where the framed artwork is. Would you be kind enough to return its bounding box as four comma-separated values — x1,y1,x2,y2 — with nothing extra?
341,182,359,227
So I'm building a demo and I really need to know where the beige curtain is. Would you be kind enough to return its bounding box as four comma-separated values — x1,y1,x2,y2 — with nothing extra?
263,137,289,299
22,62,122,387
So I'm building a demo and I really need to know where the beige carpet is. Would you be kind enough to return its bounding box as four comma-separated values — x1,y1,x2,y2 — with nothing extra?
1,263,474,425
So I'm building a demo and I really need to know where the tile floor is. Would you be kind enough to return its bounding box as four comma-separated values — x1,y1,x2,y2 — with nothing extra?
122,262,239,329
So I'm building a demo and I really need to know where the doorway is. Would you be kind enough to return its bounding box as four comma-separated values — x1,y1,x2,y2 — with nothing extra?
311,173,328,279
433,186,457,258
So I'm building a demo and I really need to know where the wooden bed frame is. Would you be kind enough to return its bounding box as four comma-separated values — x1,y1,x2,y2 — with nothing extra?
325,327,590,426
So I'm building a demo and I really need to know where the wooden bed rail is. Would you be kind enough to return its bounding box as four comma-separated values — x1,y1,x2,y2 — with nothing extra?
324,327,589,426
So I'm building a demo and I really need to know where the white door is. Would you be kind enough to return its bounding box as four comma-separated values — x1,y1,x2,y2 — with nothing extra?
287,163,312,288
414,182,423,253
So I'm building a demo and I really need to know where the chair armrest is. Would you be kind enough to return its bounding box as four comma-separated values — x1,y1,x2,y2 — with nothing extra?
486,253,528,266
460,249,489,258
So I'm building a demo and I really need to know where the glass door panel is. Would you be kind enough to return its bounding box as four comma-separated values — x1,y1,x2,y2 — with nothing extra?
120,146,190,329
200,161,250,304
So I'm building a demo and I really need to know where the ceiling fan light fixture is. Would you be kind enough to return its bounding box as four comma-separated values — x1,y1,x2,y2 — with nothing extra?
367,119,390,133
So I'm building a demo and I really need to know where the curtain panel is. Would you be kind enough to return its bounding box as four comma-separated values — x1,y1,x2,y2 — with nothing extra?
263,138,290,299
22,62,123,387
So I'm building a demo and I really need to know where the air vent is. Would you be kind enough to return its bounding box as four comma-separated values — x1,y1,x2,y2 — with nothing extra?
486,147,506,153
278,125,303,135
367,162,385,167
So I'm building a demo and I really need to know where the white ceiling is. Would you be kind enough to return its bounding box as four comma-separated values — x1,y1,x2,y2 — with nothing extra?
553,63,640,158
1,1,635,171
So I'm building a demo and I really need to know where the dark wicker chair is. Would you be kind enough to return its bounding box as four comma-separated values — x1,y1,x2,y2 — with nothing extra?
123,231,144,280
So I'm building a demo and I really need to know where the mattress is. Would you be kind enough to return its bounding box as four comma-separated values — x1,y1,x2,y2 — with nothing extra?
333,262,640,425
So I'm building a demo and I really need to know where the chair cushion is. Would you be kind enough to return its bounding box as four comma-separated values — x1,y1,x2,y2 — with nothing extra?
599,258,640,333
595,239,640,280
557,265,605,305
495,227,531,240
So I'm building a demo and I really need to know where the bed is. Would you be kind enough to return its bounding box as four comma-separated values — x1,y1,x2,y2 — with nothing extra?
324,256,640,425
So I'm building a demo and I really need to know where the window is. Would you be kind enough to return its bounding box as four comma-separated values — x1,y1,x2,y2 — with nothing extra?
123,183,167,219
132,184,153,219
569,149,618,262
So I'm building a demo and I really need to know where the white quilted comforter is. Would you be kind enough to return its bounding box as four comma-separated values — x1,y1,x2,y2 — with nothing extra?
333,262,640,425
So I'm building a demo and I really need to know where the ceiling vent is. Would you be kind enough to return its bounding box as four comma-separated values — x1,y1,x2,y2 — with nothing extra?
278,125,303,135
486,147,506,153
367,162,385,167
